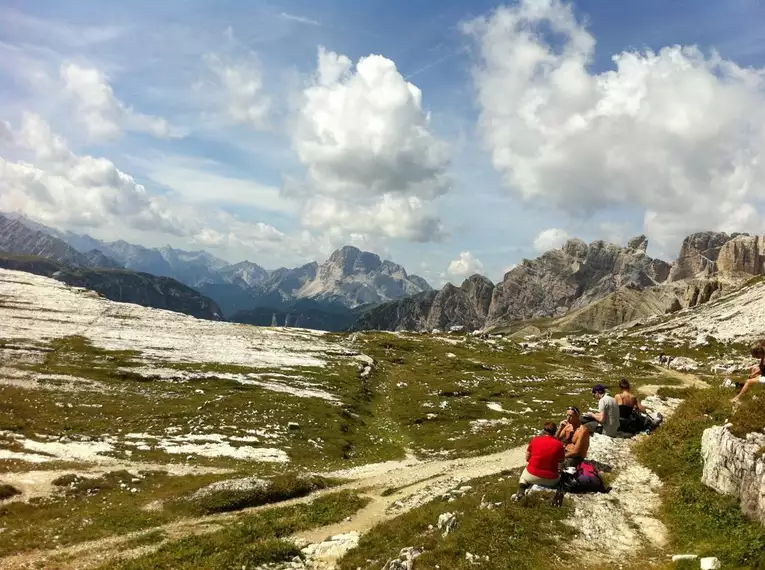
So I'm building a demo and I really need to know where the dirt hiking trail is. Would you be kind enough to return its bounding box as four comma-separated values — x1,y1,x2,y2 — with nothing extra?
1,446,527,570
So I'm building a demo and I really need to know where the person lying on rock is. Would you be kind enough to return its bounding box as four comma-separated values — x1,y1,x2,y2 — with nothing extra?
582,384,620,437
555,406,590,468
512,421,565,500
731,342,765,404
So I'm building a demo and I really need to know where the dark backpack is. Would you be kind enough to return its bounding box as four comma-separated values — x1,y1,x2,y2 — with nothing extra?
560,461,607,494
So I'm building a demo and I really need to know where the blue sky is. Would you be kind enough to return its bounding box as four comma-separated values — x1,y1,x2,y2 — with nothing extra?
1,0,765,285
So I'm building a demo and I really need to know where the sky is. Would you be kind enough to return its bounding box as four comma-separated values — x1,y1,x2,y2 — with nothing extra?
1,0,765,286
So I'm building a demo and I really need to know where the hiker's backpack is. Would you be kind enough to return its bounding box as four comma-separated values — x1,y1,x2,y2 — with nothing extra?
561,461,607,494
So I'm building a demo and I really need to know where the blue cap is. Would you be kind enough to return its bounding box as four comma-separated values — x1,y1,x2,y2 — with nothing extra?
592,384,606,394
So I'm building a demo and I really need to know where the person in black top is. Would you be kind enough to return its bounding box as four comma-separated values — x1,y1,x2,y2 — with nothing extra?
731,342,765,404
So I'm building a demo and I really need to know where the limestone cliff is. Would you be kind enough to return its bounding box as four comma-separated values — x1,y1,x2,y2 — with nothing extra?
702,426,765,526
485,236,670,328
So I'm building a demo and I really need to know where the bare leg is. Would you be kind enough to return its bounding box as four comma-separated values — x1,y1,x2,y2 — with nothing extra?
732,377,760,403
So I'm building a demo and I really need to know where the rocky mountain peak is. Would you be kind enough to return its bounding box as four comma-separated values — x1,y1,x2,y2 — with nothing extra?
668,231,734,282
460,274,495,319
327,246,383,277
627,235,648,252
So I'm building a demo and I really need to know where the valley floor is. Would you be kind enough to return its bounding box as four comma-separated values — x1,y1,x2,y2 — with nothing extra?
2,268,765,569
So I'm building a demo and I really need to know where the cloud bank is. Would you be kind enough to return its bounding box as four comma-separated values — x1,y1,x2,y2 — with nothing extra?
464,0,765,252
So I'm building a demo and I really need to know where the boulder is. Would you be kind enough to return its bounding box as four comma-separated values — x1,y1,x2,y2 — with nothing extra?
701,426,765,525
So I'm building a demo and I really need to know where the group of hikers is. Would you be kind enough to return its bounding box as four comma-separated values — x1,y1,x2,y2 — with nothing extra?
515,340,765,500
513,380,662,500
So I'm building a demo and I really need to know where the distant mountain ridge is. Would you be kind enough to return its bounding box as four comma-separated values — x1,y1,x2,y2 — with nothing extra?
356,232,765,334
1,213,432,324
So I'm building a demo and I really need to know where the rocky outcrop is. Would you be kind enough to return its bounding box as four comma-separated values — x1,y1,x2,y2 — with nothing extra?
425,283,484,331
0,254,222,320
460,274,495,319
716,235,765,279
701,426,765,526
350,275,494,332
485,236,671,327
668,232,734,282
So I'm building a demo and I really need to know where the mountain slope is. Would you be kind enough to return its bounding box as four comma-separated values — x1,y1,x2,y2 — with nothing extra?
0,214,119,269
486,235,670,327
0,253,222,320
351,275,488,332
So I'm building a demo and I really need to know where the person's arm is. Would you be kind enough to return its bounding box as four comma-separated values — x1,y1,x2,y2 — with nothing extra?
592,398,606,423
555,421,566,439
635,398,647,413
526,442,532,463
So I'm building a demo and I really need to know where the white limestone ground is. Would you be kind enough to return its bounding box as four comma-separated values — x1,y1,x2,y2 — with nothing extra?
120,366,340,402
0,268,365,370
0,268,379,469
639,279,765,343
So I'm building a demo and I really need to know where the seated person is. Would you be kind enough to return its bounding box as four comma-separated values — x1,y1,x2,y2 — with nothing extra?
513,421,565,500
731,343,765,404
615,378,648,433
583,384,620,437
555,406,590,468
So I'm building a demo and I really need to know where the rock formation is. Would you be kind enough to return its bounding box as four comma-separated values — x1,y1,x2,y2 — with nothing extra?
295,246,431,308
702,425,765,526
485,236,671,327
351,274,493,332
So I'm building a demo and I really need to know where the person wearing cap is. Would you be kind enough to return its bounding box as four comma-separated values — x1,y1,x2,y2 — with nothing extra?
555,406,590,468
585,384,620,437
512,421,565,500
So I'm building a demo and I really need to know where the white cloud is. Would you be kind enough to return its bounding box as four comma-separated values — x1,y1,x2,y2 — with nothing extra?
203,53,271,129
464,0,765,252
280,12,321,26
0,114,311,260
60,63,173,140
289,46,452,242
533,228,570,252
447,251,484,277
136,153,295,214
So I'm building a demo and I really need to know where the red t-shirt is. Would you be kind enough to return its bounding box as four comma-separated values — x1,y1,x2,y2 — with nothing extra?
526,434,565,479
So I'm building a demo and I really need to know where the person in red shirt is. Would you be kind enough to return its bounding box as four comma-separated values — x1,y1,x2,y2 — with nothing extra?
512,421,565,500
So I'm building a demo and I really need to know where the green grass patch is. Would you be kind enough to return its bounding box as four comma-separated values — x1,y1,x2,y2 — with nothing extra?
0,470,228,556
635,388,765,568
656,386,692,399
112,490,369,570
123,529,167,549
339,470,573,570
181,474,338,515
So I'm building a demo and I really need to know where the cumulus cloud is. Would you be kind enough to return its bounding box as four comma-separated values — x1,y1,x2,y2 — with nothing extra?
203,53,271,129
0,113,303,258
533,228,570,252
447,251,484,277
289,46,451,242
464,0,765,252
60,63,173,140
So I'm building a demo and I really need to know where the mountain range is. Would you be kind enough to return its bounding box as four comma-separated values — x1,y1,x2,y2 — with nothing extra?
4,211,765,335
0,213,432,326
358,232,765,334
